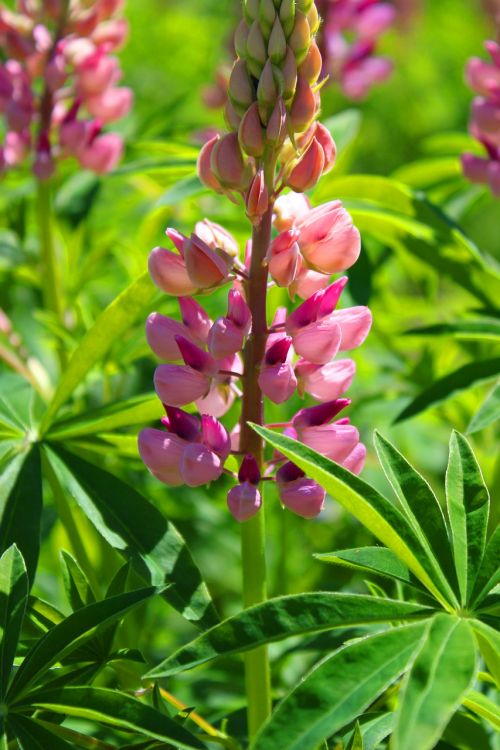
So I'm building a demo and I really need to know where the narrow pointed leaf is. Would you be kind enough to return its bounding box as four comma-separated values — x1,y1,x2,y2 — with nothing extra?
394,359,500,423
0,446,42,586
470,525,500,607
346,722,363,750
43,446,219,629
342,713,393,750
0,546,28,698
463,690,500,730
470,619,500,687
393,614,477,750
374,432,457,596
446,431,490,605
8,586,158,699
315,547,414,586
40,272,155,431
20,686,205,749
251,425,454,608
147,593,433,678
467,382,500,434
8,715,74,750
60,550,96,611
251,622,427,750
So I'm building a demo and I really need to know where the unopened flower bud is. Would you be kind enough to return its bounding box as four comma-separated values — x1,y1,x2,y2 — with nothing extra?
307,3,320,35
234,19,250,58
281,46,298,101
184,233,233,288
225,100,243,130
247,20,267,76
211,132,251,190
239,453,261,484
149,247,197,296
227,483,262,522
259,0,276,37
299,40,322,84
269,16,287,63
244,0,260,23
246,169,269,221
276,462,326,518
197,136,224,193
286,137,324,192
289,11,311,64
229,59,255,112
290,74,317,132
239,102,265,157
279,0,296,37
257,60,278,121
315,123,337,173
266,97,288,146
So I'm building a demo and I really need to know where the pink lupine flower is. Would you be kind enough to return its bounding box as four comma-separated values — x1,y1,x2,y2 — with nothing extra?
183,233,233,289
179,296,212,341
227,454,262,522
294,200,361,274
148,247,197,297
138,429,185,487
85,86,133,123
208,290,251,359
258,337,297,404
195,219,239,258
293,400,362,464
274,192,311,232
462,40,500,198
146,313,199,361
296,358,356,401
276,462,326,518
77,131,123,173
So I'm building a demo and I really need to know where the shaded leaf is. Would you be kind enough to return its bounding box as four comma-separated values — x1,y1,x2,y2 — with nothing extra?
0,447,42,586
251,622,427,750
0,546,28,698
446,432,490,605
8,715,74,750
43,446,219,629
393,614,477,750
394,359,500,423
60,550,96,611
405,319,500,342
21,686,205,749
147,593,433,678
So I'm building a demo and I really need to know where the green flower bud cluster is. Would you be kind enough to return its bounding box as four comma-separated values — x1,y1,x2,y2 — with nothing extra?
227,0,323,161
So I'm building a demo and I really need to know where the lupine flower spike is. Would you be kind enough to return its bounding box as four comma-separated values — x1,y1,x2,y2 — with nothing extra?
0,0,132,178
462,38,500,198
139,0,372,523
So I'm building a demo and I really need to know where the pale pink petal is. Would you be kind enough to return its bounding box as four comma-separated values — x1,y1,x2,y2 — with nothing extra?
146,313,194,361
258,363,297,404
296,358,356,401
154,365,210,406
181,443,222,486
227,483,262,521
137,428,185,486
331,307,373,350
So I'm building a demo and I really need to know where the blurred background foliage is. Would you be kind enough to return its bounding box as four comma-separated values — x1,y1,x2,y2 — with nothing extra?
1,0,499,734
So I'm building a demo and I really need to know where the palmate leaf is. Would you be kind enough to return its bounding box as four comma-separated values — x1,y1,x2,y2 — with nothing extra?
470,525,500,607
312,175,500,306
394,358,500,423
470,619,500,687
314,547,416,587
251,622,427,750
251,425,455,609
467,382,500,434
18,686,206,749
39,272,156,433
445,431,490,605
7,585,158,700
8,714,75,749
147,593,434,678
0,446,42,586
0,546,28,699
43,446,219,629
392,614,477,750
374,432,457,597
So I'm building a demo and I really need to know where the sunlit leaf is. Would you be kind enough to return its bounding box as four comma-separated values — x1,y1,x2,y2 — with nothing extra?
0,546,28,698
470,619,500,688
60,550,96,611
463,690,500,731
315,547,414,587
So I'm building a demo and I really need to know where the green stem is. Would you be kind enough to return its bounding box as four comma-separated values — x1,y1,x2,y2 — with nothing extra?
239,205,274,738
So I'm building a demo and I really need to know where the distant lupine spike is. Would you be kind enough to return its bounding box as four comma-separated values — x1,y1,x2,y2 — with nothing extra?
462,40,500,198
140,0,371,525
0,0,131,178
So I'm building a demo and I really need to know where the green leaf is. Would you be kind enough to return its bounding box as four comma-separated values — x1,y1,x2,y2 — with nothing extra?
0,447,42,586
156,175,204,207
40,272,155,432
43,446,219,629
346,721,363,750
467,382,500,434
9,715,74,750
315,547,414,586
374,432,457,596
251,425,454,609
251,622,427,750
60,550,96,611
147,592,433,678
0,546,28,698
470,619,500,688
47,393,163,440
8,585,158,699
312,175,500,306
404,319,500,343
446,432,490,605
442,709,493,750
470,525,500,607
463,689,500,731
19,686,205,749
392,614,477,750
322,110,361,154
342,713,393,750
394,359,500,423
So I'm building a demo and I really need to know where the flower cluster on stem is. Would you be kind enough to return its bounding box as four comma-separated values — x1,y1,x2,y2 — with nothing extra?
461,38,500,198
0,0,132,179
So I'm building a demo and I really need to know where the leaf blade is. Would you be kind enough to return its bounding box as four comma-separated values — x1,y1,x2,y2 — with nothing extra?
0,546,28,698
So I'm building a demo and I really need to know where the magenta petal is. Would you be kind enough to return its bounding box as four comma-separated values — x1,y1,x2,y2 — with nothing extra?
175,336,217,374
278,477,326,518
293,399,351,429
179,297,212,342
227,483,262,522
181,443,222,487
259,363,297,404
238,454,261,484
201,415,231,460
154,365,210,406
